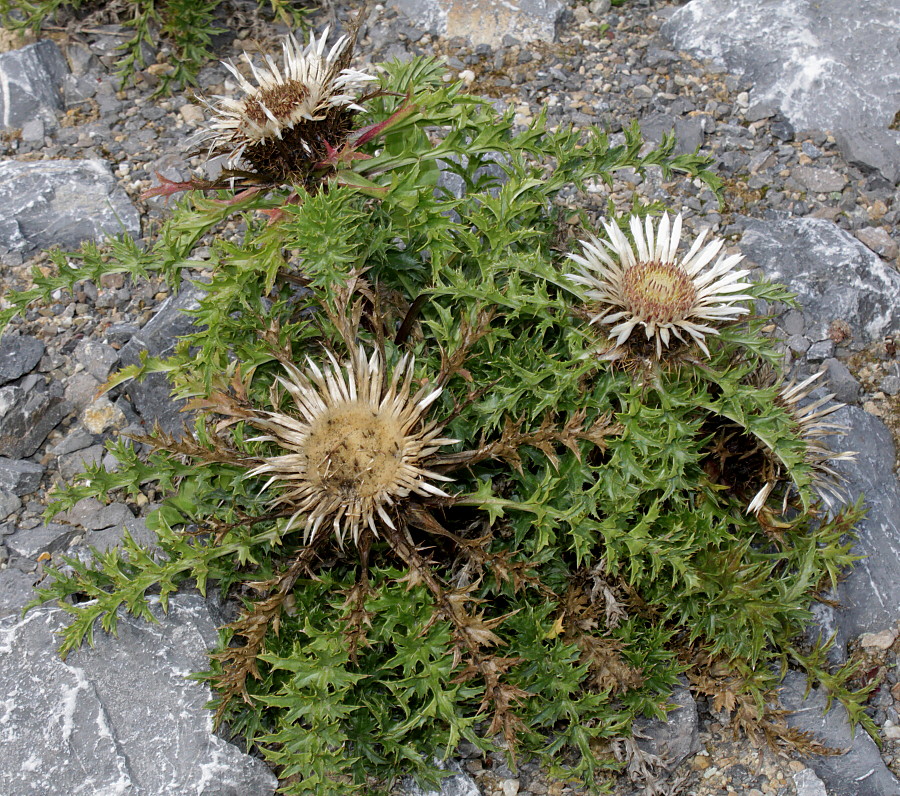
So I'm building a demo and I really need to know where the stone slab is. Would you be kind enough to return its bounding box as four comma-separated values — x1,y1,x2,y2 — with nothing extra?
0,375,69,459
825,407,900,646
0,334,44,386
0,40,68,129
0,159,141,254
0,457,43,495
0,595,278,795
661,0,900,182
781,671,900,795
739,216,900,347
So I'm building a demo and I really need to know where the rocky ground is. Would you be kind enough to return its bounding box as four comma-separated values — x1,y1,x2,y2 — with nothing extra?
0,0,898,794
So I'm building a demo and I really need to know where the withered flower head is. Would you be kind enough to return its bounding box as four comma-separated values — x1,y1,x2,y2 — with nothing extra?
747,371,857,514
566,213,754,358
246,346,457,548
194,28,376,180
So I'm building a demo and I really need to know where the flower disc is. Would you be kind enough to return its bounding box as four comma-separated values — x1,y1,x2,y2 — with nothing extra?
566,213,754,357
245,347,457,547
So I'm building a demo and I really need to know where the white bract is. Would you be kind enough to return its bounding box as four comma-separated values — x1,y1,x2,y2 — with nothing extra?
195,28,376,167
246,346,457,548
567,213,754,357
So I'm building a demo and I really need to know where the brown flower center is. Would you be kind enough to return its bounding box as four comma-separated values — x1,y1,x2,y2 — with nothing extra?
244,80,310,125
305,402,405,499
621,260,697,324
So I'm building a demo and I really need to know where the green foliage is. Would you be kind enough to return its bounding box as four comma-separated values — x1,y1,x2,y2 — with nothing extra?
0,0,309,91
10,56,867,793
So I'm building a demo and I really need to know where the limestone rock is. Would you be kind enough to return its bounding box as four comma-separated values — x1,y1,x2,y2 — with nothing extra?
661,0,900,183
833,127,900,185
0,567,39,617
780,671,900,795
0,334,44,386
632,681,700,767
827,407,900,644
0,457,44,496
398,759,482,795
0,159,141,254
739,216,900,348
0,375,69,459
118,283,206,437
0,595,278,795
0,40,68,129
5,522,76,559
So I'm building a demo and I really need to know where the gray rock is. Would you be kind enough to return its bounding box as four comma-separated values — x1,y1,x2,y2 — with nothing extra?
805,340,834,362
74,340,119,383
118,283,206,436
661,0,900,182
389,0,564,46
20,117,45,143
0,487,21,520
0,457,44,496
58,443,105,481
399,759,481,795
58,496,103,526
794,165,847,194
64,371,103,411
740,217,900,347
632,682,700,768
0,596,278,795
640,112,705,155
87,516,158,553
823,358,861,404
0,375,69,458
0,567,38,617
855,227,899,261
793,767,830,796
780,671,900,795
0,40,68,129
80,502,134,532
48,428,96,457
781,309,805,336
834,127,900,185
0,334,45,386
0,159,141,254
5,522,76,560
64,41,101,78
823,407,900,644
786,334,811,354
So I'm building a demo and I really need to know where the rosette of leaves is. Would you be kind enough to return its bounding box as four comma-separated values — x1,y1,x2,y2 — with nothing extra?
9,55,870,795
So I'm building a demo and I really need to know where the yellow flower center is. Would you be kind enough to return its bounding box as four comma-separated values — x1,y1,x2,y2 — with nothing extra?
244,80,311,125
305,401,405,499
621,260,697,324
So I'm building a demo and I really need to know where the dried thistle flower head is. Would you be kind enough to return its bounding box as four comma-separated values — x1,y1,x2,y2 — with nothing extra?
194,28,377,180
747,371,857,514
566,213,754,358
246,346,457,548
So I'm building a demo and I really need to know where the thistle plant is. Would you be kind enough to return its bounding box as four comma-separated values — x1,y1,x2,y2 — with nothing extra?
193,27,377,183
3,37,871,796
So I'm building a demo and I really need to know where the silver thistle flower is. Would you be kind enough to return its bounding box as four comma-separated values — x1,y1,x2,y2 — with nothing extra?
246,346,457,548
194,28,376,175
747,371,857,515
566,213,754,357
